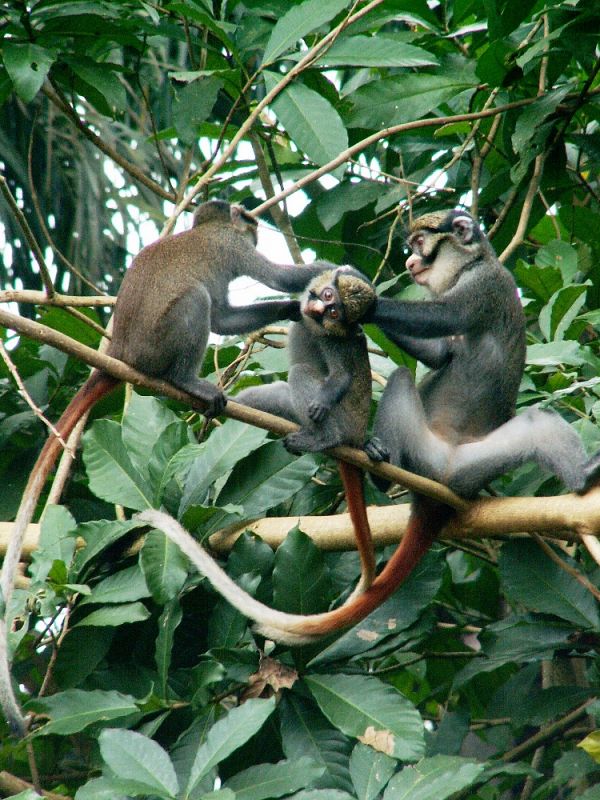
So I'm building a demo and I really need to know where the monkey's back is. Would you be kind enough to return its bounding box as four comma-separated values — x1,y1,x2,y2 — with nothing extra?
108,224,244,373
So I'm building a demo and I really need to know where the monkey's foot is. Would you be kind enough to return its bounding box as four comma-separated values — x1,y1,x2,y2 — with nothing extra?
364,436,389,463
172,378,227,419
284,430,322,455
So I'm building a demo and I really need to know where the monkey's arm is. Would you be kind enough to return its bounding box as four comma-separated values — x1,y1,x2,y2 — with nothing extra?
257,259,333,294
371,296,474,339
380,331,451,369
211,300,301,335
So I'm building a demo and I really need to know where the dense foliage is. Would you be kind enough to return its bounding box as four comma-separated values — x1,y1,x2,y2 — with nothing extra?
2,0,600,797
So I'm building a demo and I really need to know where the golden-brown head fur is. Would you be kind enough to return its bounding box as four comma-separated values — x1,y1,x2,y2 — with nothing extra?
303,268,376,336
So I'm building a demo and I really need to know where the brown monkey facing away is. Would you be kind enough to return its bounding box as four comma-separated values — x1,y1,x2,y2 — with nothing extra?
0,200,332,735
365,208,600,604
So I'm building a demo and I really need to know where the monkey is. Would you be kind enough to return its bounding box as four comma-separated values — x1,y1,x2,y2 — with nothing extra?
131,269,454,647
357,208,600,618
0,200,334,735
236,267,383,600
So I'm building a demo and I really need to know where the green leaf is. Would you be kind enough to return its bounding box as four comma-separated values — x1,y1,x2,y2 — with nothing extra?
538,284,589,342
526,341,587,367
317,181,382,231
262,0,350,64
223,757,325,800
499,540,600,629
349,743,396,800
72,519,147,575
181,419,269,512
280,693,353,793
317,36,438,68
578,731,600,764
536,241,579,284
266,74,348,169
29,689,138,736
29,504,77,584
346,68,476,128
63,56,126,114
76,602,151,627
3,42,55,103
80,565,150,606
173,76,224,144
83,419,153,510
272,527,331,614
122,392,183,478
74,775,132,800
155,599,183,699
186,698,276,795
99,728,179,798
149,420,195,506
382,755,485,800
141,529,189,604
305,674,424,761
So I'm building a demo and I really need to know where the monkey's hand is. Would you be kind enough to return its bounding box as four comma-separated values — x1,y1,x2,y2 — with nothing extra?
308,398,331,423
279,300,302,322
364,436,389,463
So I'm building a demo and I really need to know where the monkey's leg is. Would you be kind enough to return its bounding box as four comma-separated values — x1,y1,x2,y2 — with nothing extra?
372,367,452,489
236,382,300,422
449,407,589,496
160,287,226,418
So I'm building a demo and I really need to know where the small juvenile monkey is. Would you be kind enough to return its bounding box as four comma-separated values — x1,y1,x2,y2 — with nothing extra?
362,209,600,606
237,267,382,599
0,200,332,735
137,268,437,646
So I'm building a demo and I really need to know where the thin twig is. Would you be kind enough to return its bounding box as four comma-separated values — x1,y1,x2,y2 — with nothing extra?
0,174,55,296
532,532,600,601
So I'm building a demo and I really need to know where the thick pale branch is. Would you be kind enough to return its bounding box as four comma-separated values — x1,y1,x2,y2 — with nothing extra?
0,290,114,307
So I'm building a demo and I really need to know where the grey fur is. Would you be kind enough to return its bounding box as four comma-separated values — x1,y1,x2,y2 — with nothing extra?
372,210,599,497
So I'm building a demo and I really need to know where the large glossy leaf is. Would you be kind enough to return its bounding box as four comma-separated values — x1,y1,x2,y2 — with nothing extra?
305,674,424,761
223,757,325,800
71,519,147,575
155,600,183,699
75,602,151,627
499,540,600,629
186,698,276,796
272,527,332,613
180,419,269,512
99,728,179,799
280,693,354,793
346,68,476,128
122,392,183,478
79,565,150,606
29,689,139,736
538,284,589,342
262,0,349,64
141,528,189,604
382,755,484,800
266,74,348,168
317,36,438,68
3,42,55,102
83,420,153,510
349,743,396,800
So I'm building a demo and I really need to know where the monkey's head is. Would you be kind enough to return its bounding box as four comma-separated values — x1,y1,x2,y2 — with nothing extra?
406,209,487,296
193,200,258,245
302,267,376,337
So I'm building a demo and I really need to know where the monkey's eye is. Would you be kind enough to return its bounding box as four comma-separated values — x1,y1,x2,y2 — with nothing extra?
322,288,334,302
411,234,425,253
327,305,339,319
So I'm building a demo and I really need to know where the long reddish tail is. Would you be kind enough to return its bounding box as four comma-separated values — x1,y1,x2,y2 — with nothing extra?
338,461,376,593
25,371,120,502
292,495,454,637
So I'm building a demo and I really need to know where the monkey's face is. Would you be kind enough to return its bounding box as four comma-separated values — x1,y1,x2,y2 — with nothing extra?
302,268,375,336
406,210,480,296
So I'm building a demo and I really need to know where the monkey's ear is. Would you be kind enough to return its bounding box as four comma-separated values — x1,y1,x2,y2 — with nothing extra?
230,204,243,225
452,214,474,244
